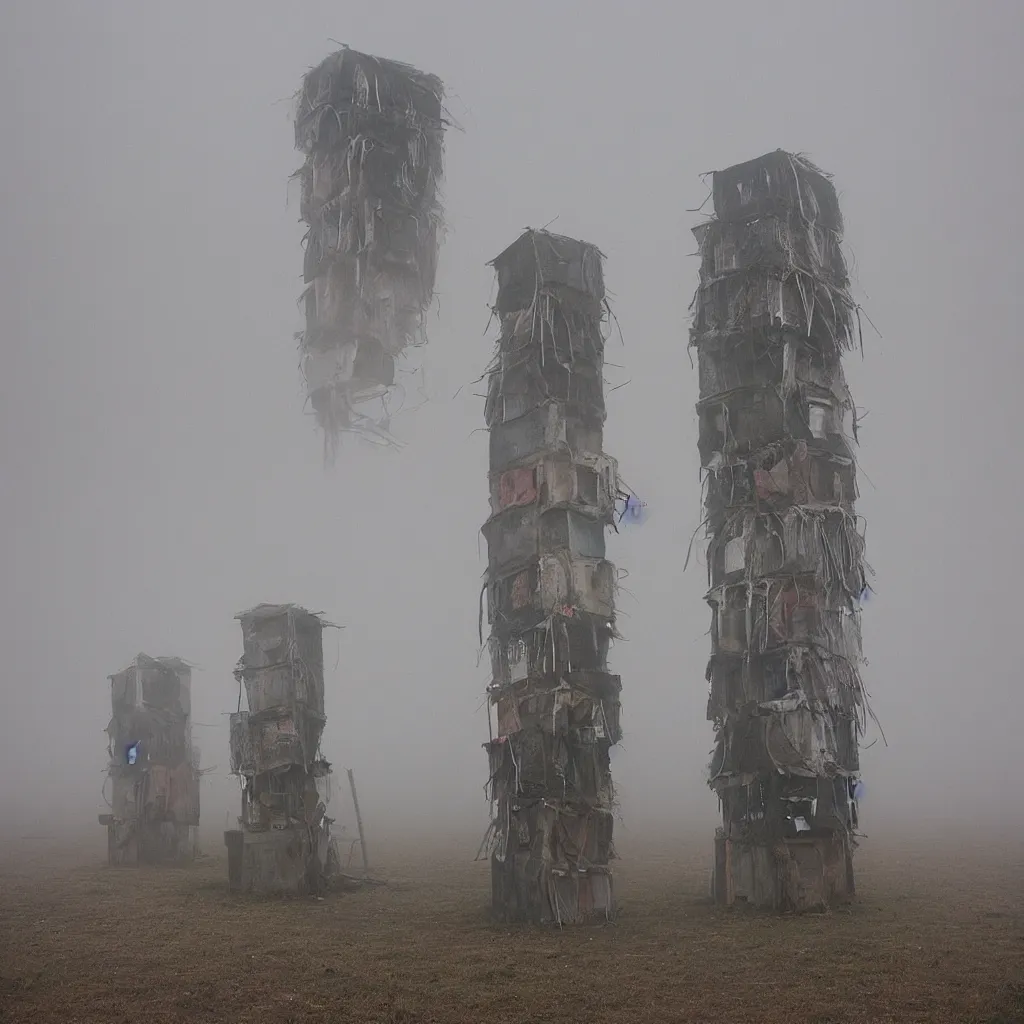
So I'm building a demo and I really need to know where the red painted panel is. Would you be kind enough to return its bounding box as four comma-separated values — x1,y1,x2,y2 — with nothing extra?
498,467,537,510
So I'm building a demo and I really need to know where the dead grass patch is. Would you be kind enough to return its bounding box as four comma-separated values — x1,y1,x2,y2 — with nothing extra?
0,831,1021,1023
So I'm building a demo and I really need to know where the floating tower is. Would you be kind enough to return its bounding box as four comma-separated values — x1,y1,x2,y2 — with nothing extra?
691,151,871,910
482,230,623,924
99,655,200,865
293,47,447,453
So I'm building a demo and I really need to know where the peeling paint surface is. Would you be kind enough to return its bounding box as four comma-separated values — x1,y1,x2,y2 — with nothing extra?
693,152,870,912
481,231,622,924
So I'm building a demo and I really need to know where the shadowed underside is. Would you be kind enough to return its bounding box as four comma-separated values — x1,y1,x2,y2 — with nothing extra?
293,47,447,457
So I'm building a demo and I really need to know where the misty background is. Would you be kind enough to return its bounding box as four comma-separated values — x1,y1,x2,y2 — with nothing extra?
1,0,1021,851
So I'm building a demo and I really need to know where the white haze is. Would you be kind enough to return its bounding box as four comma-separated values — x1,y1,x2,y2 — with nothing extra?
0,0,1021,848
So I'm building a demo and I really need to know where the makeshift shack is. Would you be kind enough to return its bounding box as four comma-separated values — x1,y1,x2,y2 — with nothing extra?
691,151,873,911
225,603,341,895
293,46,447,454
99,654,200,865
481,230,625,924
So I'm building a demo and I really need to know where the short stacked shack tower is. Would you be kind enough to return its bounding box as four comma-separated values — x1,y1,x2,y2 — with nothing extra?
100,655,200,865
226,604,338,894
482,230,623,924
691,150,870,911
293,46,447,453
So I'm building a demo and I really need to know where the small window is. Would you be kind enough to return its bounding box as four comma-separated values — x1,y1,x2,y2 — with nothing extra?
715,588,748,653
833,470,846,503
508,640,529,682
576,466,599,505
808,402,829,439
724,536,745,574
714,240,738,276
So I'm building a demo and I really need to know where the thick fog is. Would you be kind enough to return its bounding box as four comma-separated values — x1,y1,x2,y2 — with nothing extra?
1,0,1021,848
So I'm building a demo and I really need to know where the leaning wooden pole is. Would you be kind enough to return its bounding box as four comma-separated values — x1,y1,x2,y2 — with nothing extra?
347,767,370,875
481,229,624,924
691,150,873,911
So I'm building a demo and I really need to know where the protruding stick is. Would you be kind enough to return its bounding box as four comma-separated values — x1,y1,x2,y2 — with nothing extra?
347,768,369,875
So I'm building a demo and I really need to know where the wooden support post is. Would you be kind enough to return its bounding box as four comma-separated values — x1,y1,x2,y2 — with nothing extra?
347,768,369,875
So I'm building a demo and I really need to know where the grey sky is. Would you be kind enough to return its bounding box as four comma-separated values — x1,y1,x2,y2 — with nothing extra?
1,0,1021,842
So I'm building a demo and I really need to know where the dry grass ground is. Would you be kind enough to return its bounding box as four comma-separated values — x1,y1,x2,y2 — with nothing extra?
0,828,1021,1024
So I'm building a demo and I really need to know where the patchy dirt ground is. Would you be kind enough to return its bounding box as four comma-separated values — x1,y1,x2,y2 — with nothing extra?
0,829,1021,1023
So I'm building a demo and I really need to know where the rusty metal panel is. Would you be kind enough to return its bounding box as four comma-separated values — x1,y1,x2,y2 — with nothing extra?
229,712,252,774
110,771,141,821
487,555,616,627
106,820,139,866
496,466,537,510
238,607,292,668
483,231,620,925
695,153,870,911
110,669,137,711
168,761,200,824
483,507,606,575
243,664,303,714
490,230,605,313
103,652,200,865
238,828,312,895
231,708,325,776
711,151,844,233
489,402,566,470
489,453,618,518
229,603,339,893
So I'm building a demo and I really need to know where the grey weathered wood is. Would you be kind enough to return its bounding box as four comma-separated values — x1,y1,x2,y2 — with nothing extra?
347,768,369,875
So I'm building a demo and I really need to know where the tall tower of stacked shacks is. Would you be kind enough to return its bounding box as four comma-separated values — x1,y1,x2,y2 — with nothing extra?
293,46,447,454
691,151,871,911
482,230,623,924
225,604,338,894
99,655,200,865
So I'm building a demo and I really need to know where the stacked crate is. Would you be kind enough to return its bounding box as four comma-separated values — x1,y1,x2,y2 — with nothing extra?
691,151,871,911
482,230,623,924
293,47,447,452
100,654,200,865
226,604,337,895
